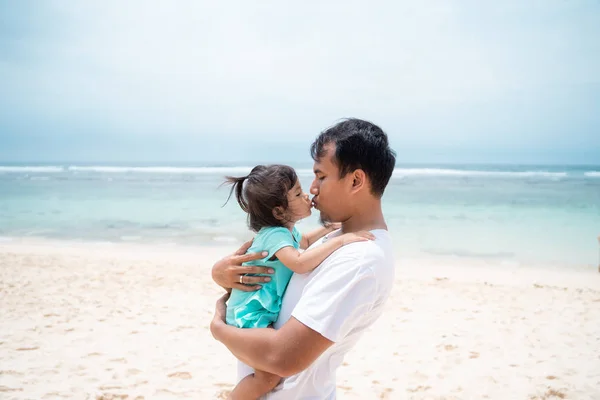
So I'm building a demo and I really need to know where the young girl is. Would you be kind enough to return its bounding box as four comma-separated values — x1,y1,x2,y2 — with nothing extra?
223,164,374,400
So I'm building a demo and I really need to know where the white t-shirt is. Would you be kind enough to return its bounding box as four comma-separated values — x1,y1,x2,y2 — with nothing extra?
237,229,395,399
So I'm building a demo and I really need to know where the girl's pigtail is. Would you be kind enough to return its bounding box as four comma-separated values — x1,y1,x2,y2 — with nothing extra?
223,175,249,212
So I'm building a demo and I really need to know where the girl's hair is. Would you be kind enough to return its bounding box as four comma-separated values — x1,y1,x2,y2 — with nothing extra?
224,164,298,232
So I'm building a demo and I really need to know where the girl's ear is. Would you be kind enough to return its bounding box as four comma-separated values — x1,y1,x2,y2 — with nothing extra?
272,206,285,221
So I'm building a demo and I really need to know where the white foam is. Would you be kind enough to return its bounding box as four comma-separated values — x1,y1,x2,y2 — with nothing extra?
67,166,254,174
584,171,600,177
0,166,63,172
120,236,142,241
0,165,579,179
295,169,315,176
391,168,567,178
213,236,238,243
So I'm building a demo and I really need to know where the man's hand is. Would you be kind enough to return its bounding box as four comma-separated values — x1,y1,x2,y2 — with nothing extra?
210,292,230,339
211,239,275,292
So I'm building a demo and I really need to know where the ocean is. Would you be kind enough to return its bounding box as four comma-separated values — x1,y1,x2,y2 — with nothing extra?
1,163,599,268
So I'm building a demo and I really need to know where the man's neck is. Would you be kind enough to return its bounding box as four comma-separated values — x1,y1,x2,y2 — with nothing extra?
341,200,387,233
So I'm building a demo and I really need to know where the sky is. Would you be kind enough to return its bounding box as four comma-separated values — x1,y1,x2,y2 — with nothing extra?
1,0,599,164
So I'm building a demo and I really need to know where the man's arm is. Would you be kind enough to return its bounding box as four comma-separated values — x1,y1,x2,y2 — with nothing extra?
212,251,379,377
210,294,333,377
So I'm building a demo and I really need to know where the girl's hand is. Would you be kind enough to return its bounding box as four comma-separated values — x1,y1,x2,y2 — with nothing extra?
340,231,375,245
325,222,342,231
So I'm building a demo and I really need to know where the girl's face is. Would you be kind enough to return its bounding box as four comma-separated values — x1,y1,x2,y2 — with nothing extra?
286,179,312,222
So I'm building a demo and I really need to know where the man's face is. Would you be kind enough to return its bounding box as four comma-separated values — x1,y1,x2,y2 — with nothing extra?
310,144,352,224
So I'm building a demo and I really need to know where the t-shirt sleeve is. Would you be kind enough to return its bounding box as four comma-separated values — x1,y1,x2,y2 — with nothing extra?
261,227,297,258
290,252,378,342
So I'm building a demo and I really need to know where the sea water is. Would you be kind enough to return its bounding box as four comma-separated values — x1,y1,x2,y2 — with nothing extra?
1,163,599,267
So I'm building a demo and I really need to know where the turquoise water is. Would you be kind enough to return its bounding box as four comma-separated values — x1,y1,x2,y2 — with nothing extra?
1,163,599,267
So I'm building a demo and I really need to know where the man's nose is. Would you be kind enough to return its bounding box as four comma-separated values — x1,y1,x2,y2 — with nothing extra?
310,183,318,195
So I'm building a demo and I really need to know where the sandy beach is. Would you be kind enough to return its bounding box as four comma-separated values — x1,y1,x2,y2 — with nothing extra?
1,239,599,399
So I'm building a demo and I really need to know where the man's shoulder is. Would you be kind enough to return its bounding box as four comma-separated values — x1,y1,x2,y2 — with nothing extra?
333,229,392,258
322,230,394,274
323,230,395,303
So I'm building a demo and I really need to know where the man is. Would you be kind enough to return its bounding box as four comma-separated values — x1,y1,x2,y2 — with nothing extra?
210,118,397,399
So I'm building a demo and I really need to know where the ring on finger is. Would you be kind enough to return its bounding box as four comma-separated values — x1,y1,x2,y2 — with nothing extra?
239,275,244,284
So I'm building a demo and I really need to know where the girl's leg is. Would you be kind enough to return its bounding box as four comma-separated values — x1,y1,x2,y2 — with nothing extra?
228,369,281,400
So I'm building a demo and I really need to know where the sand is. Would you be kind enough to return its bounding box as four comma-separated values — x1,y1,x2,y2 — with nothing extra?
1,239,599,399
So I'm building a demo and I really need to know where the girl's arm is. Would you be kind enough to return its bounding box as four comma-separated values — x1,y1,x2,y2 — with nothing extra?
299,223,341,250
276,231,373,274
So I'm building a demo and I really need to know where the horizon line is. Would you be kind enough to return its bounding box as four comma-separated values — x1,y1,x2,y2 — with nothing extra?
1,160,599,167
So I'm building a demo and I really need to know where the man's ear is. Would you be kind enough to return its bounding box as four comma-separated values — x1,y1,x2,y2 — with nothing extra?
350,169,366,193
273,206,285,221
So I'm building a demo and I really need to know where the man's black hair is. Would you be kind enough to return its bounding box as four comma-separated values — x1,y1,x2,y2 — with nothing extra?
310,118,396,197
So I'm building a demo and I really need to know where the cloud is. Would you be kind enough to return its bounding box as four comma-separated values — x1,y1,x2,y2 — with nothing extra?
1,0,599,162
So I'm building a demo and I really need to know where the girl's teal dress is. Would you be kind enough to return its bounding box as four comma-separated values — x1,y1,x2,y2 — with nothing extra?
226,226,301,328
